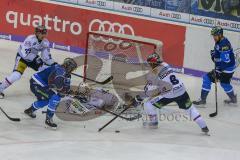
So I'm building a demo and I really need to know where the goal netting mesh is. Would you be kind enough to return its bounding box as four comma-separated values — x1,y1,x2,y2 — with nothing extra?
83,31,163,102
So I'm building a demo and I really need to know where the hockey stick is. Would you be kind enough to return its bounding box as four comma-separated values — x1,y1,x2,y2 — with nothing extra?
98,104,131,132
0,107,20,122
209,72,218,117
41,106,141,121
209,48,240,117
71,73,113,85
94,105,142,121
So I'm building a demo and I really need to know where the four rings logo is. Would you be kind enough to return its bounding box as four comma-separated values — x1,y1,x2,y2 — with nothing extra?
88,19,135,35
97,1,106,7
133,7,143,13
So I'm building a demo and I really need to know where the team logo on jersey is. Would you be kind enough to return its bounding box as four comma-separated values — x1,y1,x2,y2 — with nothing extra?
24,41,31,47
222,46,229,51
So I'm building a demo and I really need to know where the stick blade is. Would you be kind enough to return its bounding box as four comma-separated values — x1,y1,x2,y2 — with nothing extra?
100,75,113,84
209,112,217,117
10,118,21,122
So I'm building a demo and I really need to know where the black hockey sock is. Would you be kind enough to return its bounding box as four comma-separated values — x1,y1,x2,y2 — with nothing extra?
226,91,235,100
201,90,209,101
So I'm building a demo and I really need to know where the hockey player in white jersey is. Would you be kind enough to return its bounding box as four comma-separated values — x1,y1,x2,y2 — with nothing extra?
0,25,55,98
132,53,209,134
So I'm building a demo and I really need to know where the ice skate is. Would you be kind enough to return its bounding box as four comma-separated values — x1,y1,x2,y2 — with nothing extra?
224,95,237,106
24,106,36,118
45,117,57,130
201,126,210,136
0,92,4,99
192,99,206,107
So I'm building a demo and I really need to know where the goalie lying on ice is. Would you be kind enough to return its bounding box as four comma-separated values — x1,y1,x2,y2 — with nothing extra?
55,83,119,121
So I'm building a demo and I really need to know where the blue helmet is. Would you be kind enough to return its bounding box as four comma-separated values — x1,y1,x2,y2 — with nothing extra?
211,26,223,36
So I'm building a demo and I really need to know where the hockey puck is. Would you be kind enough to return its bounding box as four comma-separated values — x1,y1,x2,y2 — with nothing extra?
115,130,120,133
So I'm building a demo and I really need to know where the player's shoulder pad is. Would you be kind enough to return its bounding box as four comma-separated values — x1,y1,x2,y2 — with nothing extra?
23,35,36,47
220,38,232,51
41,39,50,48
54,65,66,76
157,62,172,78
160,62,171,71
26,34,36,40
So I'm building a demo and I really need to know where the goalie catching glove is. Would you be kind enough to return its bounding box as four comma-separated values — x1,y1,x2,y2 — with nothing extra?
132,95,143,107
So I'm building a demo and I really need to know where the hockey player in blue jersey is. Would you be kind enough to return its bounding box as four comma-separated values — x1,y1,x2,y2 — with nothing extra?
24,58,78,129
193,26,237,106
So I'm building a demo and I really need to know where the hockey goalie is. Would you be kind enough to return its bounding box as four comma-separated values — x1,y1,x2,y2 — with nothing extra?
55,83,119,121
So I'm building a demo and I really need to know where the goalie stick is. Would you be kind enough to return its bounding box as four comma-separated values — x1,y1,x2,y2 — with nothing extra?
94,105,142,121
41,106,141,121
0,107,20,122
71,73,113,85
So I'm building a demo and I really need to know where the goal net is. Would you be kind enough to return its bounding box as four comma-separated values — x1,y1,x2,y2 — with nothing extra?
83,31,163,102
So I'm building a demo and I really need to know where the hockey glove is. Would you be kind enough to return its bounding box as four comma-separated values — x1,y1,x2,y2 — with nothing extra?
210,50,215,62
132,95,143,108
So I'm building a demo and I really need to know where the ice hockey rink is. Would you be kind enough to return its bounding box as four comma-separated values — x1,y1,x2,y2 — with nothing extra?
0,39,240,160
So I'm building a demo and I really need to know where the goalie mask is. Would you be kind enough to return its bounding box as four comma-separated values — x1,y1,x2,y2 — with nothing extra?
62,58,78,74
78,82,91,97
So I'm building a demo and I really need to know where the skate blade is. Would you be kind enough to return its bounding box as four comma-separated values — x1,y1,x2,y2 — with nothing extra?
202,132,210,136
142,122,158,129
224,103,238,107
22,112,36,119
45,125,57,130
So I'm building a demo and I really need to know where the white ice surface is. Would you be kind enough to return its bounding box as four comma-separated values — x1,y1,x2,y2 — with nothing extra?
0,39,240,160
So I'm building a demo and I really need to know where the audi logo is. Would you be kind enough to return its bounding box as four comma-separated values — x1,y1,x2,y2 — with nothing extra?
133,7,143,13
88,19,135,45
89,19,135,35
97,1,106,7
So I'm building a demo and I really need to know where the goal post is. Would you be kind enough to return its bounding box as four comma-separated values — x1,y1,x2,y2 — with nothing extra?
83,31,163,100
